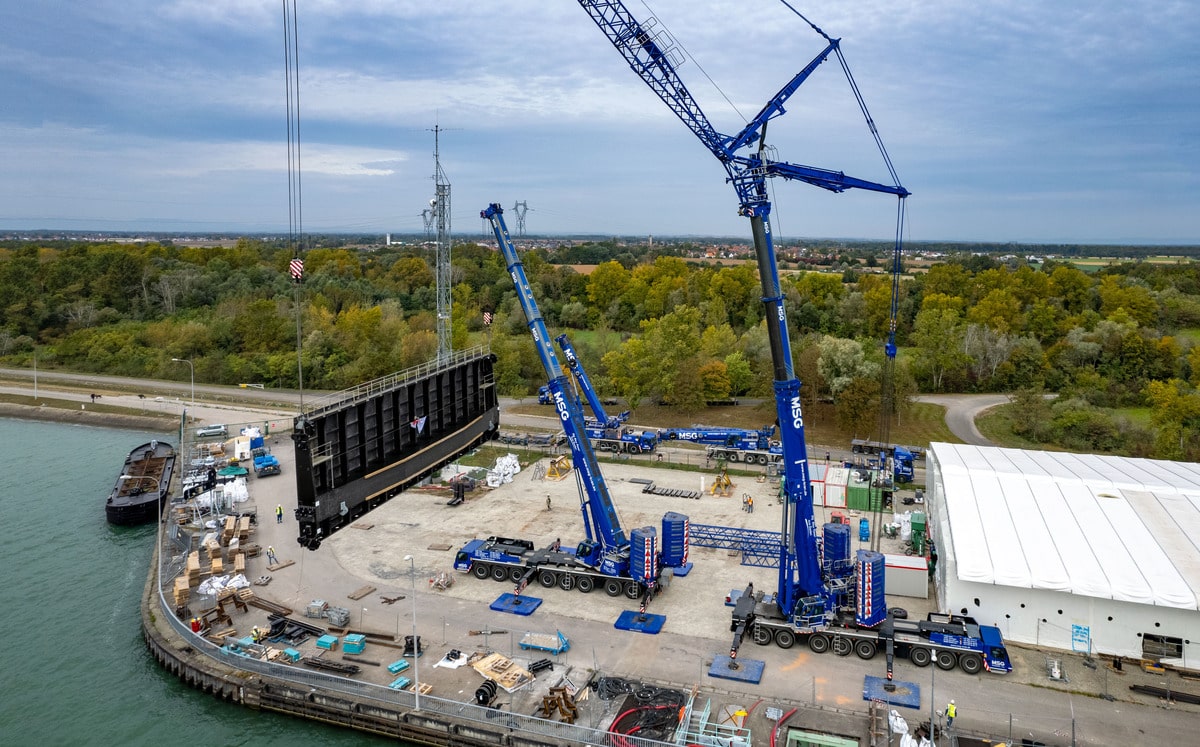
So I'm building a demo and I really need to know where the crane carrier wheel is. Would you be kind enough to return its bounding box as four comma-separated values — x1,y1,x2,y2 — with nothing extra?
538,570,557,587
472,563,491,580
935,650,958,670
623,581,641,599
774,629,796,649
832,637,852,656
909,647,932,667
751,626,773,646
808,634,830,653
959,652,983,674
491,566,509,582
576,576,594,593
604,579,624,597
855,640,877,659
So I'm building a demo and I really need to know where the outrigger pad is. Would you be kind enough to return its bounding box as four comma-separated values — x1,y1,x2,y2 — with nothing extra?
708,655,764,683
863,675,921,709
490,593,542,616
614,610,666,633
671,562,694,577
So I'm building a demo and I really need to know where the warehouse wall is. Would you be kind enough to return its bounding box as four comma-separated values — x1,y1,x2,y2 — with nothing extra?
928,445,1199,665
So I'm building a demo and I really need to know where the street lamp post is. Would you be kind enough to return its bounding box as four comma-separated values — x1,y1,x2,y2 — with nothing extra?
171,358,195,416
403,554,420,711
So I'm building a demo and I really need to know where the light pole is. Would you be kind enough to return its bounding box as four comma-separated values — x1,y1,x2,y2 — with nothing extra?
171,358,195,415
403,554,420,711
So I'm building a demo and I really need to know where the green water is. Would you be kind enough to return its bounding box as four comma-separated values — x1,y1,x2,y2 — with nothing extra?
0,417,390,744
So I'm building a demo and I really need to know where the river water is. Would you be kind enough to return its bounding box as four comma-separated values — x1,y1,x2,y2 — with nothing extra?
0,417,388,744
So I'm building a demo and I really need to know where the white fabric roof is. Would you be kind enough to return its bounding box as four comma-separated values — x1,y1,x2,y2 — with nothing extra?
932,443,1200,610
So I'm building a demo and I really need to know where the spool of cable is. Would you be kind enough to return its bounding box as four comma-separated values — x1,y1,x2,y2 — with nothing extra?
475,679,498,706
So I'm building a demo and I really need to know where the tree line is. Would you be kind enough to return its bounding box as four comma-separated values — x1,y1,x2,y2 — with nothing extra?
1,238,1198,459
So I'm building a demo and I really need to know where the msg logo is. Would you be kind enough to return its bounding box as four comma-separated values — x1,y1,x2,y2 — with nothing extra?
790,396,804,430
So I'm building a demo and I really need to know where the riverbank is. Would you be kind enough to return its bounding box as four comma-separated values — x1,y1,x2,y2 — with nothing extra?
0,399,178,430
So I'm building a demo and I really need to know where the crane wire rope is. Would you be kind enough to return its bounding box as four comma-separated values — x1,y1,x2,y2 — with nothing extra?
282,0,306,407
636,0,748,125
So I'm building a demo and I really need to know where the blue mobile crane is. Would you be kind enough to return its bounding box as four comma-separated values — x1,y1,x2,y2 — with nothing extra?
658,425,780,465
556,333,657,454
579,2,1011,675
454,204,683,605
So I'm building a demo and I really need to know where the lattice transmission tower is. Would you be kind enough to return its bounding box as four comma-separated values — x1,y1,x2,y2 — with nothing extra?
430,125,453,362
512,200,529,237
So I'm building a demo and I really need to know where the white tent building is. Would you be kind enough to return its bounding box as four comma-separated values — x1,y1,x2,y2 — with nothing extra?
927,442,1200,664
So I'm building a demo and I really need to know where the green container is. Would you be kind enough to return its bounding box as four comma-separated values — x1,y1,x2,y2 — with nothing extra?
911,511,927,554
847,485,871,511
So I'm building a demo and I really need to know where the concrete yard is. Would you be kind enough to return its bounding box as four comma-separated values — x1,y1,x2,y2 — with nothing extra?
184,429,1200,746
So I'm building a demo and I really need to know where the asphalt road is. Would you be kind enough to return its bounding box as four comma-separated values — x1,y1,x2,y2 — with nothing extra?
915,393,1011,446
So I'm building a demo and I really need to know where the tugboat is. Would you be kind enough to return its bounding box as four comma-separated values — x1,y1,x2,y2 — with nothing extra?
106,441,176,525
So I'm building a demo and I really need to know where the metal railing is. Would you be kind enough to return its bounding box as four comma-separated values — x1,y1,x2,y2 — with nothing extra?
301,345,492,417
152,570,679,747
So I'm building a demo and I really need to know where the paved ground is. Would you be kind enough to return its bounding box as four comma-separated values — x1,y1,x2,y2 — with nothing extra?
216,434,1199,746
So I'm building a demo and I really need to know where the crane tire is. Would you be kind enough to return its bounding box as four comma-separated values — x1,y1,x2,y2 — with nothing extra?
909,647,932,667
509,567,524,583
538,570,557,588
472,563,490,580
936,650,958,670
624,581,641,599
491,566,509,582
808,634,830,654
604,579,624,597
959,653,983,674
855,640,878,660
576,576,594,594
774,629,796,649
752,626,773,646
832,637,852,656
558,574,575,591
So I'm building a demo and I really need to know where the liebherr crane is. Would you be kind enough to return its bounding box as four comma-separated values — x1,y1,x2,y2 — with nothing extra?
576,0,919,666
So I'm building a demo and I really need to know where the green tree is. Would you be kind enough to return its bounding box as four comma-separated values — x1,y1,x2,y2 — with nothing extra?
910,308,968,391
724,351,754,396
836,376,880,435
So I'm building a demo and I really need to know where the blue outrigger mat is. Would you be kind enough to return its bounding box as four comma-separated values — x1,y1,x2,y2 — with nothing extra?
490,593,542,616
672,562,694,577
863,675,921,709
708,655,764,683
614,610,666,633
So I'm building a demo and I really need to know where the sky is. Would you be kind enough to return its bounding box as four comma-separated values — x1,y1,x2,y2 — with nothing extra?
1,1,1197,244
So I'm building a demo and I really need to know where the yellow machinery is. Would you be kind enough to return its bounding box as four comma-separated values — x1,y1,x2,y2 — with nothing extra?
545,455,572,481
710,469,733,497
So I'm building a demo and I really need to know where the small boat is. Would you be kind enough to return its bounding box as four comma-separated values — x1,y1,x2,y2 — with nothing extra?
106,441,176,525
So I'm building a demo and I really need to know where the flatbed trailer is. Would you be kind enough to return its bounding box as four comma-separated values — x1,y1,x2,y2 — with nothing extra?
519,630,570,654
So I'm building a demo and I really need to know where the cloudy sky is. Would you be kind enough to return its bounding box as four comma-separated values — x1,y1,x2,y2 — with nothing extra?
1,1,1197,243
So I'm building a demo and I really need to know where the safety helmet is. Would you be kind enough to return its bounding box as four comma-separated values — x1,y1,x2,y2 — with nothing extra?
950,700,955,705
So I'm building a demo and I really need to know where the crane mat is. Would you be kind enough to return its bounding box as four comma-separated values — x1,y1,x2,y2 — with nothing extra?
427,543,452,551
863,675,921,709
347,585,376,600
708,655,764,684
351,522,374,530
